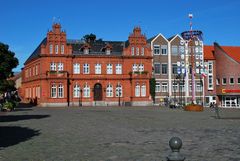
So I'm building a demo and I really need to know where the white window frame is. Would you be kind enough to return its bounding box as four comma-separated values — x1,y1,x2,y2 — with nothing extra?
116,64,122,74
49,44,53,54
171,45,178,55
131,47,135,55
139,64,144,72
229,77,234,85
132,64,138,72
222,78,227,85
73,84,80,98
50,62,56,71
135,84,140,97
141,47,144,55
141,84,146,97
172,82,178,92
84,48,89,54
83,63,90,74
116,84,122,97
58,84,64,98
83,85,90,98
107,64,113,74
95,64,101,74
161,82,168,92
153,45,160,55
55,45,59,54
154,63,161,74
106,84,113,97
58,63,64,71
161,45,168,55
73,63,80,74
161,63,168,74
155,82,161,92
51,84,57,98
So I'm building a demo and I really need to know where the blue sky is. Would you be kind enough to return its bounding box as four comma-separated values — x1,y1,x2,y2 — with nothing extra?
1,0,240,71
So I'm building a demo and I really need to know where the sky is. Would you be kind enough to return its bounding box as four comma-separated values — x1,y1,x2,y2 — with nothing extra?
1,0,240,72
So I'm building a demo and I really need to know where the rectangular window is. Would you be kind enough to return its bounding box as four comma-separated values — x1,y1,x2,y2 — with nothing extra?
55,45,59,54
161,45,167,55
50,63,56,71
155,82,161,92
136,47,139,55
208,75,213,89
58,63,64,71
216,78,220,85
172,82,178,92
95,64,101,74
154,63,160,74
49,44,53,54
171,45,178,55
116,64,122,74
230,78,234,84
196,82,202,92
153,45,160,55
58,84,64,98
141,47,144,55
162,64,168,74
132,64,138,72
172,64,178,74
84,85,90,98
107,64,113,74
135,84,140,97
222,78,227,85
61,45,64,54
238,78,240,84
84,49,89,54
73,63,80,74
51,84,57,98
208,61,213,74
162,82,168,92
83,64,89,74
141,85,146,97
139,64,144,72
131,47,134,55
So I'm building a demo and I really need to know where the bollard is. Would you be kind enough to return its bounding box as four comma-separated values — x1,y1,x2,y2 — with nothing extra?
166,137,185,161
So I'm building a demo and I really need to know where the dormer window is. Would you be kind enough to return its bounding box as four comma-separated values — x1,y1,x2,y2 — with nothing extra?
106,49,111,55
84,48,89,54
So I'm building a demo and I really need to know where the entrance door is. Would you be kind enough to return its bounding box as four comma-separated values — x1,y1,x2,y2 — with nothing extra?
94,83,102,101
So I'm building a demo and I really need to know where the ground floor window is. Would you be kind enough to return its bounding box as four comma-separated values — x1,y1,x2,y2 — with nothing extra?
221,96,240,108
58,84,64,98
106,84,113,97
116,84,122,97
84,85,90,98
51,84,57,98
141,84,146,97
73,84,80,98
135,84,140,97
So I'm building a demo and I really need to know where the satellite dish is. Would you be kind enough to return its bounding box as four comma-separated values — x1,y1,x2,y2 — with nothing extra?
177,61,181,66
180,40,185,45
195,41,199,46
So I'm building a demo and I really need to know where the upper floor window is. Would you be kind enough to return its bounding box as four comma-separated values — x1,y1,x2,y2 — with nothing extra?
132,64,138,72
106,49,111,55
107,64,113,74
172,82,178,92
162,64,168,74
83,64,89,74
222,78,227,85
50,62,56,71
83,84,90,97
131,47,135,55
141,47,144,55
49,44,53,54
139,64,144,72
216,78,220,85
55,45,59,54
208,62,213,74
141,84,146,97
135,84,140,97
154,63,160,74
73,63,80,74
155,82,161,92
153,45,160,55
58,63,64,71
172,64,178,74
58,84,64,98
196,82,202,92
208,75,213,89
95,64,101,74
106,84,113,97
61,44,64,54
136,47,139,55
161,45,168,55
230,78,234,85
116,64,122,74
171,45,178,55
116,84,122,97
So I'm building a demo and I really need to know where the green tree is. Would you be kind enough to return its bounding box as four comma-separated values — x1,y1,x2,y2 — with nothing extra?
0,42,19,94
149,78,156,103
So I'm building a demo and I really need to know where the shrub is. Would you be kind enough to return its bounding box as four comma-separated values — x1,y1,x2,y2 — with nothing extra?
2,101,16,111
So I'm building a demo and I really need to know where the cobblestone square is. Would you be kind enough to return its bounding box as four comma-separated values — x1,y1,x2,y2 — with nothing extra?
0,106,240,161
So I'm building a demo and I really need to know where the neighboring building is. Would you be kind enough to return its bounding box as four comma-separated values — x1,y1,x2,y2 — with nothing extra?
213,43,240,108
149,34,204,105
21,23,153,107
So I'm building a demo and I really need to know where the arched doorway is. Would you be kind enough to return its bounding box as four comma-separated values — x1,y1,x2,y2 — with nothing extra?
94,83,102,101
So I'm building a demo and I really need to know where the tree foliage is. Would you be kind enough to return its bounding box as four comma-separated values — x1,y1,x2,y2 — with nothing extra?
0,42,18,94
83,33,96,43
149,78,156,103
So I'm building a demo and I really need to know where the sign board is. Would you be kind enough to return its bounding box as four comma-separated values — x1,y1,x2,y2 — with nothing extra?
222,89,240,93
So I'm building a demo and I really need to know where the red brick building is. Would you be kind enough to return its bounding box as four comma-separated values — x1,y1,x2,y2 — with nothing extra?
204,43,240,107
21,23,153,107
